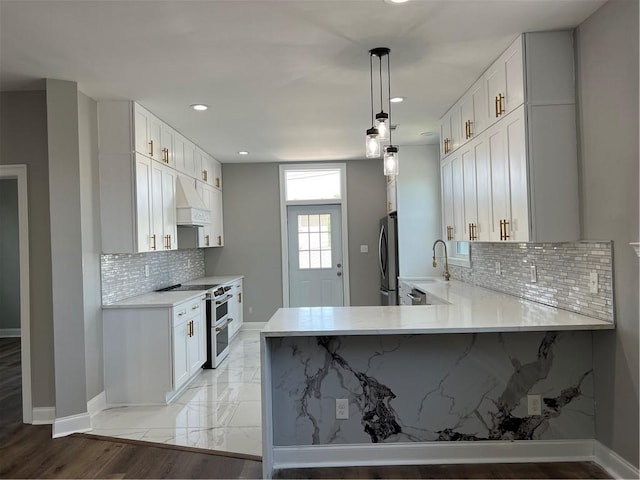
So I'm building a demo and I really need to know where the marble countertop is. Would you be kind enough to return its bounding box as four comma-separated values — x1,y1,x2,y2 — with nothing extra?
262,279,614,337
103,274,244,309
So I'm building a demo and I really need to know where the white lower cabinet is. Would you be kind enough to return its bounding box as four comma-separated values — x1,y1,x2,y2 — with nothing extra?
103,296,206,405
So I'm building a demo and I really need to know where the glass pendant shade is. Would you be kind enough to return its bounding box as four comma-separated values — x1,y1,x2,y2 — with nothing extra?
365,127,381,158
375,112,390,141
383,145,399,175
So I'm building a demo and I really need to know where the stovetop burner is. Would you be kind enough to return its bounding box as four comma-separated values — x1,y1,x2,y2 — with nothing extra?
155,283,219,292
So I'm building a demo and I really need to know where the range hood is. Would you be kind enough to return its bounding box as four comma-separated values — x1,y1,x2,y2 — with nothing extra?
175,176,210,226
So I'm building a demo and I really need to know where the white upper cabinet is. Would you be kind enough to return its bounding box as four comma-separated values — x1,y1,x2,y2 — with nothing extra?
459,77,488,144
438,31,580,243
485,37,524,123
98,101,225,253
134,104,163,162
211,188,224,247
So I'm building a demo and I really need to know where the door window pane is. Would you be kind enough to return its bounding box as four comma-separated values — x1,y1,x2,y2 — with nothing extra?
297,213,332,270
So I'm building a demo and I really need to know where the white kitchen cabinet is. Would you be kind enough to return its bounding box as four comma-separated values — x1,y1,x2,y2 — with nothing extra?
174,134,197,178
439,103,461,159
484,37,524,125
459,77,488,144
135,155,153,252
440,156,454,241
151,161,178,250
227,279,243,339
440,152,464,242
438,31,580,244
161,124,176,168
213,159,222,190
134,103,163,163
386,175,397,214
196,181,214,248
103,295,206,405
211,187,224,246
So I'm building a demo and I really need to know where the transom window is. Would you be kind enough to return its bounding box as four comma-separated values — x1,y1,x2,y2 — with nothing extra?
297,214,332,269
285,169,341,201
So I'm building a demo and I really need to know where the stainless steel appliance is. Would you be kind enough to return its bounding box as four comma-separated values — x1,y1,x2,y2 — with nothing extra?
378,214,399,305
205,285,232,368
408,288,426,305
155,282,230,368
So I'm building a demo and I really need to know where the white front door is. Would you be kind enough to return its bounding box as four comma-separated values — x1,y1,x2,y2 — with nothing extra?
287,205,344,307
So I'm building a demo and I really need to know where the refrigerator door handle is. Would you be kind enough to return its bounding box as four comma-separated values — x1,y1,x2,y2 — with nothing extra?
378,225,386,279
380,289,390,296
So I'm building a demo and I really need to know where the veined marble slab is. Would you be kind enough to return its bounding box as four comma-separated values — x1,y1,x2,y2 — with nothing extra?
261,280,613,336
102,290,206,309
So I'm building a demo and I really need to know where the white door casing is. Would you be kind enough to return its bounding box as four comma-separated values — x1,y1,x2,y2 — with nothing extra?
0,165,32,423
287,205,344,307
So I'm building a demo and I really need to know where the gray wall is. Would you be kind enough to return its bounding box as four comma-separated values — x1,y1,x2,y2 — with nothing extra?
576,0,639,467
205,160,386,321
0,91,55,408
0,178,20,331
46,79,88,419
345,159,387,306
396,145,442,277
205,163,282,322
78,92,103,401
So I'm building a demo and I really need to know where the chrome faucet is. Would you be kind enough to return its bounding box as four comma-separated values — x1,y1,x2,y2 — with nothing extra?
432,239,450,281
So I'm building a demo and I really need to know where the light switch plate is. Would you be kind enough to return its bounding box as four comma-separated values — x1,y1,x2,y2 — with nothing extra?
527,394,542,415
144,265,150,277
495,261,501,275
530,265,537,283
360,245,369,253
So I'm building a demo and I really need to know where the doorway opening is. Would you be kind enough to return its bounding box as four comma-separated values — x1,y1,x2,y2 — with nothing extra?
279,164,350,307
0,165,32,423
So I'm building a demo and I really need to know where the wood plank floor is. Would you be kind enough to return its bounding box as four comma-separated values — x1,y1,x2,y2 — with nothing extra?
0,337,612,479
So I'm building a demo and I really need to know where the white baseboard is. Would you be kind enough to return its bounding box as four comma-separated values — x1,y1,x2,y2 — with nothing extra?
242,322,267,331
87,391,106,418
53,412,92,438
594,441,640,479
32,406,55,425
272,440,595,471
0,328,21,338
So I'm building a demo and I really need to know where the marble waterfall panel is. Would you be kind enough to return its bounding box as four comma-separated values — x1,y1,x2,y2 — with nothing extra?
270,332,594,446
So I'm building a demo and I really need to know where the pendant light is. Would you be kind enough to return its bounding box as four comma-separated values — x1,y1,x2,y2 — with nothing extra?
365,49,381,158
365,47,399,175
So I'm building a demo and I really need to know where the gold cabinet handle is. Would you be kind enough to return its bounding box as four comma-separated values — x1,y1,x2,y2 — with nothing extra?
178,310,186,317
467,120,472,139
499,219,510,240
473,223,478,240
217,235,222,246
215,177,220,188
149,140,154,157
495,95,500,117
468,223,472,241
151,234,157,250
468,223,478,241
498,93,505,116
202,170,208,182
168,234,172,248
205,234,210,247
238,292,241,303
162,147,169,163
191,304,199,310
446,225,454,241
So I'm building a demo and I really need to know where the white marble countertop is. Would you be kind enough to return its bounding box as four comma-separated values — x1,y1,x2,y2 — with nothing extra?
102,274,244,309
261,279,614,337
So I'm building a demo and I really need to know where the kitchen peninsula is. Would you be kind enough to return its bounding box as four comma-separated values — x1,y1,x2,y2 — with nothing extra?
260,280,613,478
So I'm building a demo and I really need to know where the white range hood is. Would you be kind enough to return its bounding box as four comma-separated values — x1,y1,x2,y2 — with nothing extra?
175,176,210,226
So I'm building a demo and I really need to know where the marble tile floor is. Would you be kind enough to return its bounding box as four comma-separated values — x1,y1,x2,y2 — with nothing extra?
90,329,263,457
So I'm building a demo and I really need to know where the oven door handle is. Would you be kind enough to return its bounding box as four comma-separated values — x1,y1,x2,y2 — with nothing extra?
215,294,233,305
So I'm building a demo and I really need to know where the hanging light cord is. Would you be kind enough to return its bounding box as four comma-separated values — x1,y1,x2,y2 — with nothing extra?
387,52,392,145
369,53,374,127
379,54,385,114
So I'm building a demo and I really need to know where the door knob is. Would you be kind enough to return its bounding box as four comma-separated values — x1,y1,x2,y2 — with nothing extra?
337,272,342,277
337,263,342,268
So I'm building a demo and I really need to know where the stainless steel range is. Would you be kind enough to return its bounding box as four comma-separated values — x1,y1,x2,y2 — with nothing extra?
155,283,230,368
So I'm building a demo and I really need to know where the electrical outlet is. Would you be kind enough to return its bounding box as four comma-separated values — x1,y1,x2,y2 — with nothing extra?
530,265,537,283
336,398,349,419
527,394,542,416
589,272,598,294
495,261,501,275
144,265,150,277
187,259,191,268
248,306,253,314
360,244,369,253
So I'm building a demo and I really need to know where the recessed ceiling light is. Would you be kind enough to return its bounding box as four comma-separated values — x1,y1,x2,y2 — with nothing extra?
390,97,404,103
238,151,249,155
190,104,208,111
420,132,434,137
385,0,410,3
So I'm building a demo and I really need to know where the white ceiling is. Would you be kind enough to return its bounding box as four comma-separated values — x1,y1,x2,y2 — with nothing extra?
0,0,606,163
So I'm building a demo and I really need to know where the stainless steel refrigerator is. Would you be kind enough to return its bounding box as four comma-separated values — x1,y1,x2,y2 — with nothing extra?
379,214,399,305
